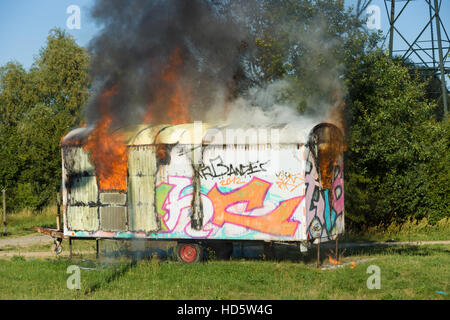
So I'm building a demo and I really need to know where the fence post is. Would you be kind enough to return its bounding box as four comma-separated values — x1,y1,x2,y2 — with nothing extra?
2,189,6,236
56,192,61,231
336,235,339,262
317,237,321,268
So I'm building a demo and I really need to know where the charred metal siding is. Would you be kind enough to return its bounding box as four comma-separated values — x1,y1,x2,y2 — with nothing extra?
64,147,99,232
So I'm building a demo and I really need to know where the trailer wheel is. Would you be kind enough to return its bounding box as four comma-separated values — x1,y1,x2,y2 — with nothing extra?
176,242,203,263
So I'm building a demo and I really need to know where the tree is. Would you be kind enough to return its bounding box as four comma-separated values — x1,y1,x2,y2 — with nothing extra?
32,28,90,125
0,62,34,201
0,28,90,211
344,50,450,226
239,1,448,227
238,0,379,113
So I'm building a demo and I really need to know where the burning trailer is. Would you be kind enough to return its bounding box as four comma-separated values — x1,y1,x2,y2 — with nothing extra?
35,121,344,262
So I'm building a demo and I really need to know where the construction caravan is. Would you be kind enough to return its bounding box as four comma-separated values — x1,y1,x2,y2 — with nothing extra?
58,122,344,262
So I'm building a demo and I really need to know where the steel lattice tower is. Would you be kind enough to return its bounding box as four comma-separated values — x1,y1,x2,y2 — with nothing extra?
356,0,449,118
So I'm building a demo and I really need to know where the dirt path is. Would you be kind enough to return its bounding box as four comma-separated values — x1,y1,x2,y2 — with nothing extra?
0,250,93,259
0,234,94,259
0,234,54,248
0,234,449,260
320,240,450,248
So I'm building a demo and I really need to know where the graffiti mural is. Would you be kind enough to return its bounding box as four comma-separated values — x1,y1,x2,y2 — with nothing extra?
208,178,303,237
152,176,304,239
275,170,305,192
304,149,345,240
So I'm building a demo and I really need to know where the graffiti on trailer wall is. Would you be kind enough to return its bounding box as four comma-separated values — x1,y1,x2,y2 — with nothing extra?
304,149,344,240
198,156,269,179
150,148,343,240
70,145,344,241
154,175,304,239
275,170,305,192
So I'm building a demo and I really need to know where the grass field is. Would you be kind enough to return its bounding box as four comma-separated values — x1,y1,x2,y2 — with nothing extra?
2,206,57,238
0,243,448,300
342,217,450,242
1,208,449,300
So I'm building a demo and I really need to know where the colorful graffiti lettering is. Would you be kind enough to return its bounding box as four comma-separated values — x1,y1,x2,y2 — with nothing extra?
155,176,303,238
208,178,304,236
155,183,173,232
305,150,344,240
157,176,213,238
199,156,268,179
219,176,246,186
275,171,305,192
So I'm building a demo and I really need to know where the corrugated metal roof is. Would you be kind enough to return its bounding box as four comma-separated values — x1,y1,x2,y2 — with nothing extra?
62,122,316,146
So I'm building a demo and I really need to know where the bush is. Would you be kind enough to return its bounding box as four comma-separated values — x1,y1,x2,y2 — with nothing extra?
344,51,450,227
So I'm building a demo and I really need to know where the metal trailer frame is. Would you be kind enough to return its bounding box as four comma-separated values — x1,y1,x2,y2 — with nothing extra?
34,224,339,266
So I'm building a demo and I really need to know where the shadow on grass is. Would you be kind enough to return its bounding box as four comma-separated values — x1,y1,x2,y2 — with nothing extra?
82,260,136,295
65,239,450,272
343,244,450,257
230,241,450,265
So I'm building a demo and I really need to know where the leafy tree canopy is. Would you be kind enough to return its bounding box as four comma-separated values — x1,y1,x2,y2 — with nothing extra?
0,28,90,210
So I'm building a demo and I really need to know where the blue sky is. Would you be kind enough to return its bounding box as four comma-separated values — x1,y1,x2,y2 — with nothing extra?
0,0,448,69
0,0,99,68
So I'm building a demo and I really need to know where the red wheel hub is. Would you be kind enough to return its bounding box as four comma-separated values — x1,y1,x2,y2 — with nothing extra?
180,244,197,263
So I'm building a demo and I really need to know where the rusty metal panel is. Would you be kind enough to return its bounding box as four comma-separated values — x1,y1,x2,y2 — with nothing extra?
65,147,98,205
68,175,98,205
100,193,126,205
127,146,158,232
100,206,127,231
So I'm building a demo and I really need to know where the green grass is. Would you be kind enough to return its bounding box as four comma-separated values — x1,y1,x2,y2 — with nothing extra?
1,207,449,300
2,206,57,238
343,217,450,242
0,240,97,253
0,244,448,300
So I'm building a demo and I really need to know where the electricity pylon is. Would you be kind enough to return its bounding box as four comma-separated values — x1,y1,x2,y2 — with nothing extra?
355,0,449,118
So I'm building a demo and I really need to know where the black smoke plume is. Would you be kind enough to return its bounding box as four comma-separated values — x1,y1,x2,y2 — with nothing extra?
85,0,253,127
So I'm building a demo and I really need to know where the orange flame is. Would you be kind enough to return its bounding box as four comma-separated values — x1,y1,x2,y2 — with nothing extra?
326,250,341,265
156,143,168,161
318,141,342,190
315,89,347,191
144,48,192,124
83,85,128,192
314,124,344,191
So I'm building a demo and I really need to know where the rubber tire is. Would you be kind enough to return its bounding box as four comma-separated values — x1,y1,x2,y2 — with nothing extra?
176,242,203,263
